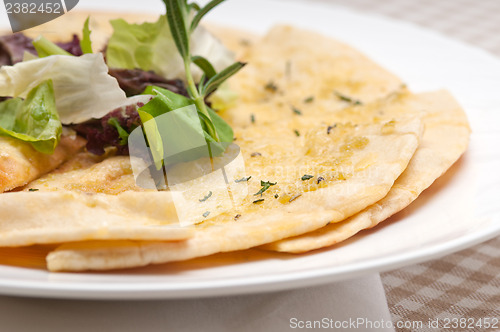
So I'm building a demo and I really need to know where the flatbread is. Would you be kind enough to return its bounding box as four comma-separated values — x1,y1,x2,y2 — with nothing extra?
262,90,471,253
223,25,404,127
0,135,86,193
0,190,193,246
45,88,471,271
8,104,421,266
2,13,467,273
44,90,471,271
24,153,146,195
43,108,423,271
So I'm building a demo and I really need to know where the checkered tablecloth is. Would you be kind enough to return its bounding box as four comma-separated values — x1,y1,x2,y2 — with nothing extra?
313,1,500,330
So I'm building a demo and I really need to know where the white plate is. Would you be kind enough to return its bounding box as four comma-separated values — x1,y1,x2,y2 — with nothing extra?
0,0,499,300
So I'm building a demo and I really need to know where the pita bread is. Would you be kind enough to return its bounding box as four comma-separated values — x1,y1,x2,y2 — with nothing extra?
262,90,470,253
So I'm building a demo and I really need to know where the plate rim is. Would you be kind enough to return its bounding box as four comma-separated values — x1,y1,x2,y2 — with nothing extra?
0,223,498,300
0,0,499,300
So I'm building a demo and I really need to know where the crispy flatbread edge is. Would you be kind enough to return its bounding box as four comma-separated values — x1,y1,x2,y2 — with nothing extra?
45,117,423,271
262,90,471,253
0,191,193,247
0,135,86,193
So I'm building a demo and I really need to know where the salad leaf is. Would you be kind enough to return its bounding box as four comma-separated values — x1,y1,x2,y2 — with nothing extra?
0,80,61,154
108,68,188,97
0,34,37,66
80,17,93,54
207,107,233,143
72,99,148,156
106,16,182,78
142,85,194,112
107,117,129,145
0,53,128,124
141,85,232,144
137,85,232,167
0,33,82,65
106,15,234,82
138,109,164,169
56,35,83,56
138,103,213,168
32,36,72,57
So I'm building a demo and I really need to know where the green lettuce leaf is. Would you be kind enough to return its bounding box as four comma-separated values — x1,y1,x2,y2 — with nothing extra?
207,106,233,143
106,15,234,82
137,109,164,170
32,36,72,57
107,117,129,145
137,85,233,167
80,17,93,54
142,85,232,144
0,54,128,124
0,80,61,154
107,16,180,78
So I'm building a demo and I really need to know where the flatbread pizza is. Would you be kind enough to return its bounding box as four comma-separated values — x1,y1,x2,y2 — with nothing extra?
0,3,469,272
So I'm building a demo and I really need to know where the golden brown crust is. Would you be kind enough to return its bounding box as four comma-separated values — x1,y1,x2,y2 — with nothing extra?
0,135,86,193
24,154,146,195
263,90,471,253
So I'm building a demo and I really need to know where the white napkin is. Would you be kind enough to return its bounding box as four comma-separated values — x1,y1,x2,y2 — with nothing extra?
0,273,394,332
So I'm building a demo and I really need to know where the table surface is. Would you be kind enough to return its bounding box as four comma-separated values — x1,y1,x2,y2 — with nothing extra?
317,0,500,330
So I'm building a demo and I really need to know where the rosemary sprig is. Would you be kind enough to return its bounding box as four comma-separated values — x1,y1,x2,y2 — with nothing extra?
163,0,245,143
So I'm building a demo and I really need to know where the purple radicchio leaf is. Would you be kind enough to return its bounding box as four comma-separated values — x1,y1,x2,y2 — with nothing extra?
108,68,189,97
0,33,36,66
72,104,142,156
0,33,82,67
56,34,83,56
